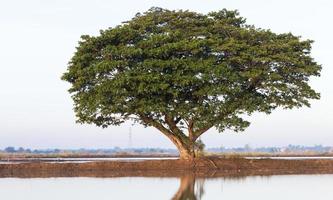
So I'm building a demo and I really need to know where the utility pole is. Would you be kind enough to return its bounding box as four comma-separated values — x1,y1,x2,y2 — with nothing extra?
128,125,132,149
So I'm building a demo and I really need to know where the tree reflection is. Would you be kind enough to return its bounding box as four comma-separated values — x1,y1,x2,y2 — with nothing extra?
171,175,204,200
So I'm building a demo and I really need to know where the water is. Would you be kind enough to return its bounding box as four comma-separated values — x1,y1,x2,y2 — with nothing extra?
1,156,332,164
246,156,333,160
0,174,332,199
0,157,178,164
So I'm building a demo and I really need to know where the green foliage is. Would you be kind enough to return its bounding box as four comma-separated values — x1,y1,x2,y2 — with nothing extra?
62,7,321,137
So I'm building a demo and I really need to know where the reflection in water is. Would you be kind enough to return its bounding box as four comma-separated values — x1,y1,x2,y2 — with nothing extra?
171,174,333,200
172,175,204,200
1,174,333,199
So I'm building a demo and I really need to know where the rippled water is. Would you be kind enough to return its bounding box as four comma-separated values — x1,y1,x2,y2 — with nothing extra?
1,174,332,199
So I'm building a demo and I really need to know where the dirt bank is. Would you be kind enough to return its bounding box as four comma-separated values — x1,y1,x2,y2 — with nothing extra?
1,157,333,178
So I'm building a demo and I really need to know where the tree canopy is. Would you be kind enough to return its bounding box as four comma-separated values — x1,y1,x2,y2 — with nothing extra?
62,7,321,159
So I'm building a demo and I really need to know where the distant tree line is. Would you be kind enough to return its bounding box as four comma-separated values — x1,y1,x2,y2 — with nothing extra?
1,145,332,154
1,147,61,154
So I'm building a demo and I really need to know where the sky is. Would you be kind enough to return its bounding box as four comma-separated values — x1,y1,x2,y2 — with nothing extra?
0,0,332,149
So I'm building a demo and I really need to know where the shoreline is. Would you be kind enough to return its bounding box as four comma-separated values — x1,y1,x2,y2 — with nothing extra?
2,153,333,159
1,157,333,178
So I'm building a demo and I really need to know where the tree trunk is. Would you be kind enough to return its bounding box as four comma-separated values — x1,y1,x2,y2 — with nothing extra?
171,136,195,160
178,144,195,160
138,114,206,160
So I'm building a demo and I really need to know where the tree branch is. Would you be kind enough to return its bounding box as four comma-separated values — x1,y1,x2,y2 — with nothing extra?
139,114,173,137
139,113,190,153
188,120,194,141
193,125,213,141
164,114,187,138
174,116,182,124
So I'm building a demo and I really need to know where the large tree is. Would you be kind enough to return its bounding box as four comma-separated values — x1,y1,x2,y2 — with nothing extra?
62,7,321,160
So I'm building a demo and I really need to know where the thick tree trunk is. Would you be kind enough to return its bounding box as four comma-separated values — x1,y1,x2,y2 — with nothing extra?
171,135,196,160
177,144,195,160
138,114,209,160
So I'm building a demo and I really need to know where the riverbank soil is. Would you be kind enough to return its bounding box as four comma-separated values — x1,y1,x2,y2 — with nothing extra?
1,157,333,178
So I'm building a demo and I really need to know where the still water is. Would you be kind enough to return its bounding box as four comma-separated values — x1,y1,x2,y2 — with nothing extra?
0,157,178,164
1,156,333,164
0,174,332,200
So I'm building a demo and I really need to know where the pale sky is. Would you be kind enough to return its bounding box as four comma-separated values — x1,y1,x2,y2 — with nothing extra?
0,0,332,149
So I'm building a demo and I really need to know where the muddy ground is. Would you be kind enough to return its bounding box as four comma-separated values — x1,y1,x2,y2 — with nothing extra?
1,157,333,178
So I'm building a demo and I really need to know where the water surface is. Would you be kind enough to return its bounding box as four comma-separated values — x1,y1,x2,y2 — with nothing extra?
0,157,178,164
1,174,332,199
246,156,333,160
1,156,333,164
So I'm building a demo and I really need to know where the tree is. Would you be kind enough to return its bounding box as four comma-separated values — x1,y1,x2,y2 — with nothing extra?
62,7,321,160
17,147,25,153
5,146,16,153
194,138,205,157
